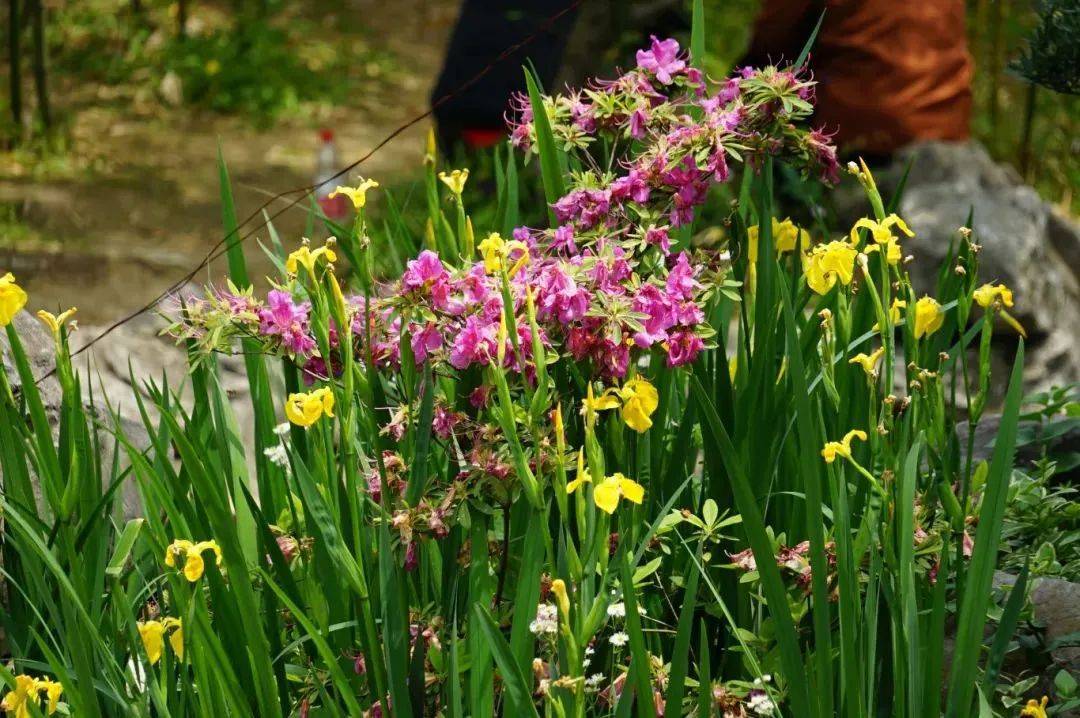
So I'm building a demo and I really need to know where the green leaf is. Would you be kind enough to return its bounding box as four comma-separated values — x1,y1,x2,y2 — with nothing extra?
524,68,565,225
690,0,705,68
473,604,541,718
946,342,1025,717
663,542,701,717
691,374,813,718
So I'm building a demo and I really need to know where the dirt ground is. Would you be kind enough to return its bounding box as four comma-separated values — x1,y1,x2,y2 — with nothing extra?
0,0,458,323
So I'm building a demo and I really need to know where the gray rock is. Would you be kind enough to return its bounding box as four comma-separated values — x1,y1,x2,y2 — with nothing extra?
1,311,60,414
1031,577,1080,673
1,311,149,518
893,141,1080,392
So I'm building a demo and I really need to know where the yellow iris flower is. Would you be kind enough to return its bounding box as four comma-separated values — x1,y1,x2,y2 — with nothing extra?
0,272,28,327
285,387,335,428
615,376,659,433
40,680,62,716
568,464,645,514
913,296,945,339
477,232,528,275
438,168,470,195
889,298,906,326
973,283,1013,308
1020,696,1049,718
137,617,183,665
849,214,914,247
864,236,902,265
285,243,337,278
593,473,645,514
137,620,166,665
328,178,379,210
804,241,858,295
747,217,811,261
580,377,659,433
0,675,36,718
849,346,885,377
1,674,62,717
164,539,223,582
36,307,78,343
973,282,1026,336
821,429,867,463
565,448,590,494
550,578,570,616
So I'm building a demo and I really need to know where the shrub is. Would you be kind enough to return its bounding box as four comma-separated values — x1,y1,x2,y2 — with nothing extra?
0,27,1036,718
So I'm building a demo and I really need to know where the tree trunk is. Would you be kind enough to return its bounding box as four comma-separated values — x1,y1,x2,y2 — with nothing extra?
29,0,49,130
177,0,187,38
7,0,22,135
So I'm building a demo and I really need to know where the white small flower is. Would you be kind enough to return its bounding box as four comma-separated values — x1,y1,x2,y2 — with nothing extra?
748,690,775,716
584,645,595,656
609,631,629,647
273,422,291,437
529,604,558,635
607,602,626,618
637,605,647,615
264,444,289,467
582,657,591,669
585,673,605,690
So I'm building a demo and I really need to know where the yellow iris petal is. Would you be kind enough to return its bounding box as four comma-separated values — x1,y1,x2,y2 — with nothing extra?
973,282,1014,309
913,296,945,339
35,307,78,342
438,168,470,195
138,620,166,665
285,244,337,277
822,429,867,463
566,449,590,494
328,178,379,210
286,387,334,428
618,377,658,433
183,552,205,582
0,272,29,327
804,241,858,295
592,478,622,514
592,473,646,513
617,475,645,505
42,679,63,714
164,618,184,661
849,346,885,376
1020,696,1049,718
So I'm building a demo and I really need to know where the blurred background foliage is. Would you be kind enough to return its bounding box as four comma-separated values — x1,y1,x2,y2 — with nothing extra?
1,0,1075,197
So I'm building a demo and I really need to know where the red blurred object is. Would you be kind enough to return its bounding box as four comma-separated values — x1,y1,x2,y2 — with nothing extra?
461,127,505,149
314,128,348,221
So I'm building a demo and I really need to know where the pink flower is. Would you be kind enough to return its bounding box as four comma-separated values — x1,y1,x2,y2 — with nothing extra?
402,250,448,291
449,315,498,369
636,36,686,85
551,225,577,255
609,169,651,205
534,264,589,323
665,252,699,300
259,290,316,356
432,404,460,440
645,225,671,255
409,322,442,364
666,329,704,367
402,250,456,311
628,107,648,139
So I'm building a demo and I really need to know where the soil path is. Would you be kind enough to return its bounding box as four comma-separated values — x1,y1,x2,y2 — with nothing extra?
1,0,457,323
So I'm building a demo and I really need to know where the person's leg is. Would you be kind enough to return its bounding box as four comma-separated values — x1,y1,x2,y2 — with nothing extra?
431,0,581,151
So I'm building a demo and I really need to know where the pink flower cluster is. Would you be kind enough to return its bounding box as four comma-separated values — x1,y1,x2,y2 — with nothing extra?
176,38,837,389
